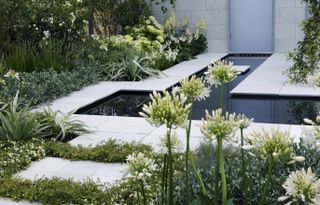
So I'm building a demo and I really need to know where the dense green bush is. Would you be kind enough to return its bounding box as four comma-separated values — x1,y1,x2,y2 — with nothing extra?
287,0,320,84
0,0,88,51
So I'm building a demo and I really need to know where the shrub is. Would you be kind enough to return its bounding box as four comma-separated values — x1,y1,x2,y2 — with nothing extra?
0,0,89,50
85,0,151,36
0,93,48,141
287,0,320,84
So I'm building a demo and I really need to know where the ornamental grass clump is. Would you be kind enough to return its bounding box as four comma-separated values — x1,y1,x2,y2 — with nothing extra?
140,90,190,205
206,60,238,108
247,128,305,205
124,152,157,205
279,167,320,205
200,108,238,205
174,75,210,204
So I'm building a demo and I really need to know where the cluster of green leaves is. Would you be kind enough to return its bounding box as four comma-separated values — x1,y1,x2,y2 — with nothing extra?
287,0,320,84
0,177,112,205
45,139,153,163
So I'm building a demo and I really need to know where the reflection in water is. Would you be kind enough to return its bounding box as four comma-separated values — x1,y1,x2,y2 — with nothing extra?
83,95,150,117
286,101,318,124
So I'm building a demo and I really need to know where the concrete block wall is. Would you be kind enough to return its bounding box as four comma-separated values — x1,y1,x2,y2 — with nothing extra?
153,0,307,53
152,0,229,53
274,0,306,53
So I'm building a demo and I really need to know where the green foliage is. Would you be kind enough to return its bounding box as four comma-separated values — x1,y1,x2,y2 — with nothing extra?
0,0,88,50
0,94,48,141
45,139,153,163
0,139,45,177
287,0,320,84
84,0,151,36
3,40,85,72
0,65,103,106
35,109,90,142
0,177,112,205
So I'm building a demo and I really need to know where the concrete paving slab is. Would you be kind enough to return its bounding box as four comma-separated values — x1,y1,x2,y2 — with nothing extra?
16,157,124,185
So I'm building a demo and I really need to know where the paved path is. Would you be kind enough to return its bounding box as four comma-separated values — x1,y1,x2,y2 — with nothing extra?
231,54,320,97
41,53,227,114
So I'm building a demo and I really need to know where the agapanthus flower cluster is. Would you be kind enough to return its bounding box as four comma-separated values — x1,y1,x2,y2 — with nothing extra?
140,91,191,128
206,60,238,87
279,167,320,205
201,109,238,142
124,152,157,182
302,114,320,148
159,132,183,154
246,128,304,163
235,113,253,130
174,75,210,102
4,70,19,80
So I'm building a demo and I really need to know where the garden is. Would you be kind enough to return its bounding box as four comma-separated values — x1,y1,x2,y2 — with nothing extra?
1,0,320,205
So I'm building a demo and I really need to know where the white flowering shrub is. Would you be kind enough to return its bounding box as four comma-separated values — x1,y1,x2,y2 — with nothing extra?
0,139,45,177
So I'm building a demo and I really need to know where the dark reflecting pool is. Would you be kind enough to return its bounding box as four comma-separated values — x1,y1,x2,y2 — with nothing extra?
76,54,320,124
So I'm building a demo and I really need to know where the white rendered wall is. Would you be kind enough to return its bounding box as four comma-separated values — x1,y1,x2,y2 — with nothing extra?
153,0,307,53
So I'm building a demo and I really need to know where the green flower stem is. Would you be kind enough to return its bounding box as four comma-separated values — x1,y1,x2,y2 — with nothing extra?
166,126,174,205
219,85,224,109
185,101,194,205
215,145,220,205
190,153,207,196
140,180,147,205
259,155,273,205
240,128,246,204
161,154,168,205
217,137,227,205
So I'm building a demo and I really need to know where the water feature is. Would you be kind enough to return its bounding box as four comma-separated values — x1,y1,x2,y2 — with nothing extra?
76,54,320,124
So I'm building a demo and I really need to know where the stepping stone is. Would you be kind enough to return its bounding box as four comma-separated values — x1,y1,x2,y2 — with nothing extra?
16,157,125,185
0,198,40,205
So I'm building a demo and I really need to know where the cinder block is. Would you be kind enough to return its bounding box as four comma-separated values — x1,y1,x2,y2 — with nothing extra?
206,0,228,10
207,24,228,39
275,0,296,8
204,10,220,25
191,10,207,26
295,24,304,40
219,10,229,25
176,0,205,10
275,23,296,39
207,39,229,52
175,10,193,22
279,8,306,23
274,39,299,53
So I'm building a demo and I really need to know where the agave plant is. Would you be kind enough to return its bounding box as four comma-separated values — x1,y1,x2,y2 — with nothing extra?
36,108,90,142
0,93,48,141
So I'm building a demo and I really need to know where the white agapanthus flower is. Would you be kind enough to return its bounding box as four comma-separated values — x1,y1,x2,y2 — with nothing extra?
301,115,320,149
123,152,157,181
206,60,239,87
4,70,19,80
159,132,183,154
279,167,320,205
174,75,210,102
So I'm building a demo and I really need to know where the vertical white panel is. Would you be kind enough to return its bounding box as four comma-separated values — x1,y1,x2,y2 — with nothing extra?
230,0,273,52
